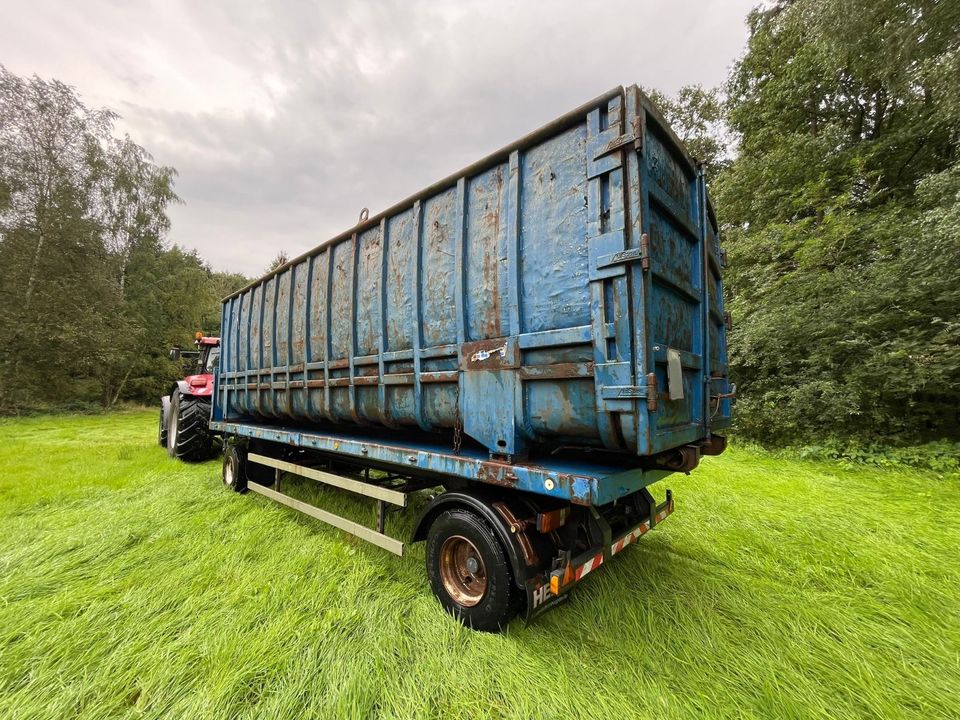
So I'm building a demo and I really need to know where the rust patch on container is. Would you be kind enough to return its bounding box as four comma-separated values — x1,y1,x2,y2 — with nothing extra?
482,167,504,338
519,362,594,380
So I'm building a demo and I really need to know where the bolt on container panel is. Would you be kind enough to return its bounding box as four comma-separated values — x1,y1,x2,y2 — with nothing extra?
215,85,732,461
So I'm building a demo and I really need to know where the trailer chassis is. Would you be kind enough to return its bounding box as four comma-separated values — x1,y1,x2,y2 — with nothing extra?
215,421,675,629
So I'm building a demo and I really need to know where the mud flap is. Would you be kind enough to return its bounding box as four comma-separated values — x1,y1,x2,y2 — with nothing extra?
524,577,569,621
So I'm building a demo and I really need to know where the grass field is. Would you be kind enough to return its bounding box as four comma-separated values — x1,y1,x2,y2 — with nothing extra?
0,410,957,719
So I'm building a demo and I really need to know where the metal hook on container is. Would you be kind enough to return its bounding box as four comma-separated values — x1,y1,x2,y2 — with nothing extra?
357,207,369,224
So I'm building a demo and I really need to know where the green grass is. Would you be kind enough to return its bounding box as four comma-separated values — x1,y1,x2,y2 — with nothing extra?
0,411,958,719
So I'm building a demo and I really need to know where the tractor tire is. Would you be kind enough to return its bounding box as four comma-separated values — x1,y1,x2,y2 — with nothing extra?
158,396,171,447
166,390,213,462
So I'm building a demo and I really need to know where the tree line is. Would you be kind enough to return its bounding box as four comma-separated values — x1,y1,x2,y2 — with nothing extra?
0,67,247,413
1,0,957,448
653,0,959,445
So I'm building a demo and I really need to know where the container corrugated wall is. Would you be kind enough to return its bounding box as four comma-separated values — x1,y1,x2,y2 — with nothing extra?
216,85,732,460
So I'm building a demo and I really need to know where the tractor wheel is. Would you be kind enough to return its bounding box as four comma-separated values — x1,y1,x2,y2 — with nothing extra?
166,391,213,462
158,396,171,447
425,508,518,632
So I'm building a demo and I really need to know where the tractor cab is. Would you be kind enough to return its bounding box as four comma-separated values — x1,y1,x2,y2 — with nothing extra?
193,335,220,376
169,333,220,376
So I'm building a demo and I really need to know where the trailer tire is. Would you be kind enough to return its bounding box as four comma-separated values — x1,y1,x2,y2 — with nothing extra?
158,396,171,447
222,445,247,493
166,391,213,462
425,508,518,632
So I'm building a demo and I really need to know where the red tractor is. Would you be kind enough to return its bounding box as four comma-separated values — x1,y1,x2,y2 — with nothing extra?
159,333,219,461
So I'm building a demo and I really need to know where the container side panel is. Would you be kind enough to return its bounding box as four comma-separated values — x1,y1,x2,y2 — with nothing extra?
356,225,382,422
465,164,510,341
519,125,590,334
238,291,250,373
291,263,307,365
421,188,458,348
291,261,307,417
356,226,382,357
306,251,328,420
330,240,354,362
261,276,277,416
385,210,415,353
276,269,291,368
384,209,416,426
330,238,354,422
249,284,263,416
262,277,276,368
525,380,599,440
309,251,328,362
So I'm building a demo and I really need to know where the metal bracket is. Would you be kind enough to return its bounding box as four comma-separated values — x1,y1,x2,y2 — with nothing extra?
590,116,644,160
599,384,649,400
594,233,651,273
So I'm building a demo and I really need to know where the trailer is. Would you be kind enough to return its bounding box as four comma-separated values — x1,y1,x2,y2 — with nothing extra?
211,85,733,631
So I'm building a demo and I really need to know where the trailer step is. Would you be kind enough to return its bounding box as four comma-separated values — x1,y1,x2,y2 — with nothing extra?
247,481,405,556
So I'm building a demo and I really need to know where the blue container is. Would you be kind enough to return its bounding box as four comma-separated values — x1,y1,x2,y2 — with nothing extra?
215,85,731,466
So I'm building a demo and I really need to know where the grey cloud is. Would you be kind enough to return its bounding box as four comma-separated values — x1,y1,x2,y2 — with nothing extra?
1,0,754,275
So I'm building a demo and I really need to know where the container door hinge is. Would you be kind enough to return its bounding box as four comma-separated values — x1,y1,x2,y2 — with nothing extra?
646,372,658,412
593,233,652,273
640,233,651,270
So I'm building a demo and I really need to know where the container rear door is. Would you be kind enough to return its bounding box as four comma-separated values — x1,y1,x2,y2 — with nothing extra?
622,87,728,455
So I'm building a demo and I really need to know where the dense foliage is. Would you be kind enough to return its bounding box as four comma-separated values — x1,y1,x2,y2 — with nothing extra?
659,0,959,445
0,68,247,414
719,0,960,444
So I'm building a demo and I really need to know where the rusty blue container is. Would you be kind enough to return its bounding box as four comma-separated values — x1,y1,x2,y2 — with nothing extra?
215,85,731,466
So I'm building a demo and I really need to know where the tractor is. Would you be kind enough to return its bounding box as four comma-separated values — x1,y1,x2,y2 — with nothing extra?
159,332,219,461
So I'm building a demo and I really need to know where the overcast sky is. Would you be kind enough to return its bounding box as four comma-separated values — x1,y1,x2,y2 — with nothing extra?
2,0,756,277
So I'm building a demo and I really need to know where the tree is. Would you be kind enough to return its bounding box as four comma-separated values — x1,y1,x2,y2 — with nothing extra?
0,67,121,410
266,251,289,273
714,0,960,443
0,66,251,413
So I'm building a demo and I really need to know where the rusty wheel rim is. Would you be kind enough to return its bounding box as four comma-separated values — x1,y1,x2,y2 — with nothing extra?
438,535,487,607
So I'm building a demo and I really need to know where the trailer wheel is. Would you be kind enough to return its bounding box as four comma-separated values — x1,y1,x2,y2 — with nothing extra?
158,396,170,447
222,445,247,493
166,391,213,462
425,508,518,632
